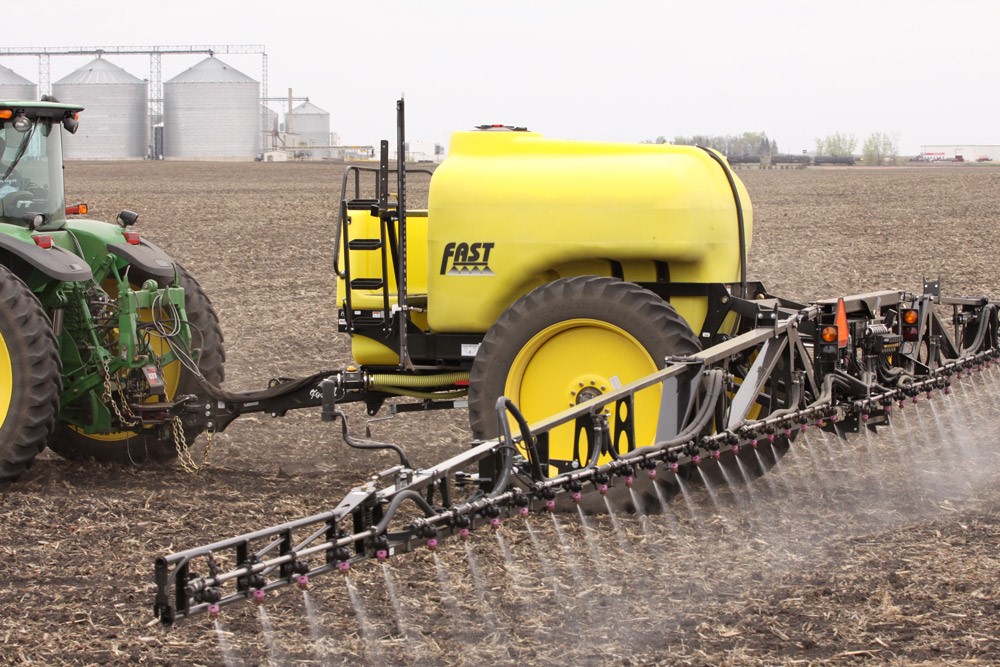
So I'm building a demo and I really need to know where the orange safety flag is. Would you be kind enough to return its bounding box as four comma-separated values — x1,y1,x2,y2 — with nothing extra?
836,297,849,348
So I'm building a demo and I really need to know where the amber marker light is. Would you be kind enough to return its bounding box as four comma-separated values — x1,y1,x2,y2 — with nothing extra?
902,309,919,325
0,109,11,120
820,326,839,343
65,203,89,215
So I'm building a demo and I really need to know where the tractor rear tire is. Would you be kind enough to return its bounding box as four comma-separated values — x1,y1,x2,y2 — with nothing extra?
48,264,225,464
0,266,61,486
469,276,700,478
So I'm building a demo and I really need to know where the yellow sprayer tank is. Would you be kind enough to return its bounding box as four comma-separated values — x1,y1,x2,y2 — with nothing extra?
426,129,752,337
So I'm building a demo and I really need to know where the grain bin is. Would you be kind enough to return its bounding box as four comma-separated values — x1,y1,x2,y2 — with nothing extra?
287,100,331,158
164,57,259,159
0,64,37,101
53,58,147,159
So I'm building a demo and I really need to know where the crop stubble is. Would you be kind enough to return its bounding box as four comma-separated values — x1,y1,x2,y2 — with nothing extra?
1,162,998,666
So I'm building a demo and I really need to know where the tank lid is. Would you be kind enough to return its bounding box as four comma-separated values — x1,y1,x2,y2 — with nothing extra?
54,57,143,85
475,124,529,132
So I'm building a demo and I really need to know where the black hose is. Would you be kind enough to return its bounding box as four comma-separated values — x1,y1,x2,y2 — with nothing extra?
623,369,725,459
331,409,412,468
496,397,545,487
960,304,994,356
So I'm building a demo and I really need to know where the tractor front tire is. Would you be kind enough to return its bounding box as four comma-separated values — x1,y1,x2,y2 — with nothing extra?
0,266,61,486
468,276,700,477
48,265,225,464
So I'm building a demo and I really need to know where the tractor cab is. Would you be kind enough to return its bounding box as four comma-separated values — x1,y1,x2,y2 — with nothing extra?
0,100,82,231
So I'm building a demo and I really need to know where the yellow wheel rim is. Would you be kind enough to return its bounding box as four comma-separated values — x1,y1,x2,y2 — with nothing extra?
504,318,660,472
69,281,183,441
0,331,12,428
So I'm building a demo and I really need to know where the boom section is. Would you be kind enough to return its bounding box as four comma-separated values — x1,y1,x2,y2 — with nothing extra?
154,286,999,624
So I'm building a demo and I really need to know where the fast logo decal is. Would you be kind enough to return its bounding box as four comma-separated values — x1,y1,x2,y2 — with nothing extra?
440,241,495,275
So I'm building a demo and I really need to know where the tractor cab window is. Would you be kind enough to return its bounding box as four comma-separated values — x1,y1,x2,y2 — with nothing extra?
0,118,66,230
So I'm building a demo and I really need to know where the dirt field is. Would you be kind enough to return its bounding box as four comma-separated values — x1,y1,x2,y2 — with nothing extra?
2,162,999,666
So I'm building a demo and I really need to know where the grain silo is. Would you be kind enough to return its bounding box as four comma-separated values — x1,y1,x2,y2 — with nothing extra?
53,58,147,159
286,101,331,158
164,57,259,159
0,64,37,101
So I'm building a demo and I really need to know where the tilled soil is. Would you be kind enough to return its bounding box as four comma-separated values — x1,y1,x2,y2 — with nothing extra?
2,162,999,666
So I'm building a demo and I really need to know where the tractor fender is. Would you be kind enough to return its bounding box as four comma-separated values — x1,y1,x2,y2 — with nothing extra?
106,237,175,279
0,234,93,282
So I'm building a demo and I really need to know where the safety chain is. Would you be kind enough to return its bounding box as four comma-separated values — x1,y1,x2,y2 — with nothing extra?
173,417,213,473
100,354,141,428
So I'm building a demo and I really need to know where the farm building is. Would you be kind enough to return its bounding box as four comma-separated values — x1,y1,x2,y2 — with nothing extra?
920,145,1000,162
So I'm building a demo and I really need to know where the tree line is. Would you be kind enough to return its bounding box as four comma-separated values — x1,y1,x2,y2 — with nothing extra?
645,132,778,158
814,131,899,165
645,130,901,165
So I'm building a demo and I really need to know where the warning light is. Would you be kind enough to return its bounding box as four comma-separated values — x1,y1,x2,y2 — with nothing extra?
0,109,12,120
123,231,141,245
901,308,919,341
820,326,838,343
32,235,53,249
65,203,89,215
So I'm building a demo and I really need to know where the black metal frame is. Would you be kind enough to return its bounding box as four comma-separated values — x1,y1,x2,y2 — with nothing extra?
155,283,999,625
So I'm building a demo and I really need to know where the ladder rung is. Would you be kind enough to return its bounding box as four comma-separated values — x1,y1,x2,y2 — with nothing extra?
350,278,384,290
348,239,383,250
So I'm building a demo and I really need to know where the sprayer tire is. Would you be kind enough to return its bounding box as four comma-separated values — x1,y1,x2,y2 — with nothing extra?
48,265,225,464
0,266,61,486
469,276,700,480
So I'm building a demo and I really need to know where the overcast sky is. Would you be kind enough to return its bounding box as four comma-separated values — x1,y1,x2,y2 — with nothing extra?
10,1,998,154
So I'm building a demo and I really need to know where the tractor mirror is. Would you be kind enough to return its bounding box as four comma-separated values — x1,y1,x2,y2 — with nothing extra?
116,209,139,227
63,114,79,135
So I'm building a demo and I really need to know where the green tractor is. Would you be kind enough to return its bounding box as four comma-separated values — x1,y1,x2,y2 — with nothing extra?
0,99,224,485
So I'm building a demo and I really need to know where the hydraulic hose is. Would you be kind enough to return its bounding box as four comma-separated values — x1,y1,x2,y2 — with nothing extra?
496,397,546,483
959,303,995,357
368,372,470,388
330,408,412,468
623,369,726,459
